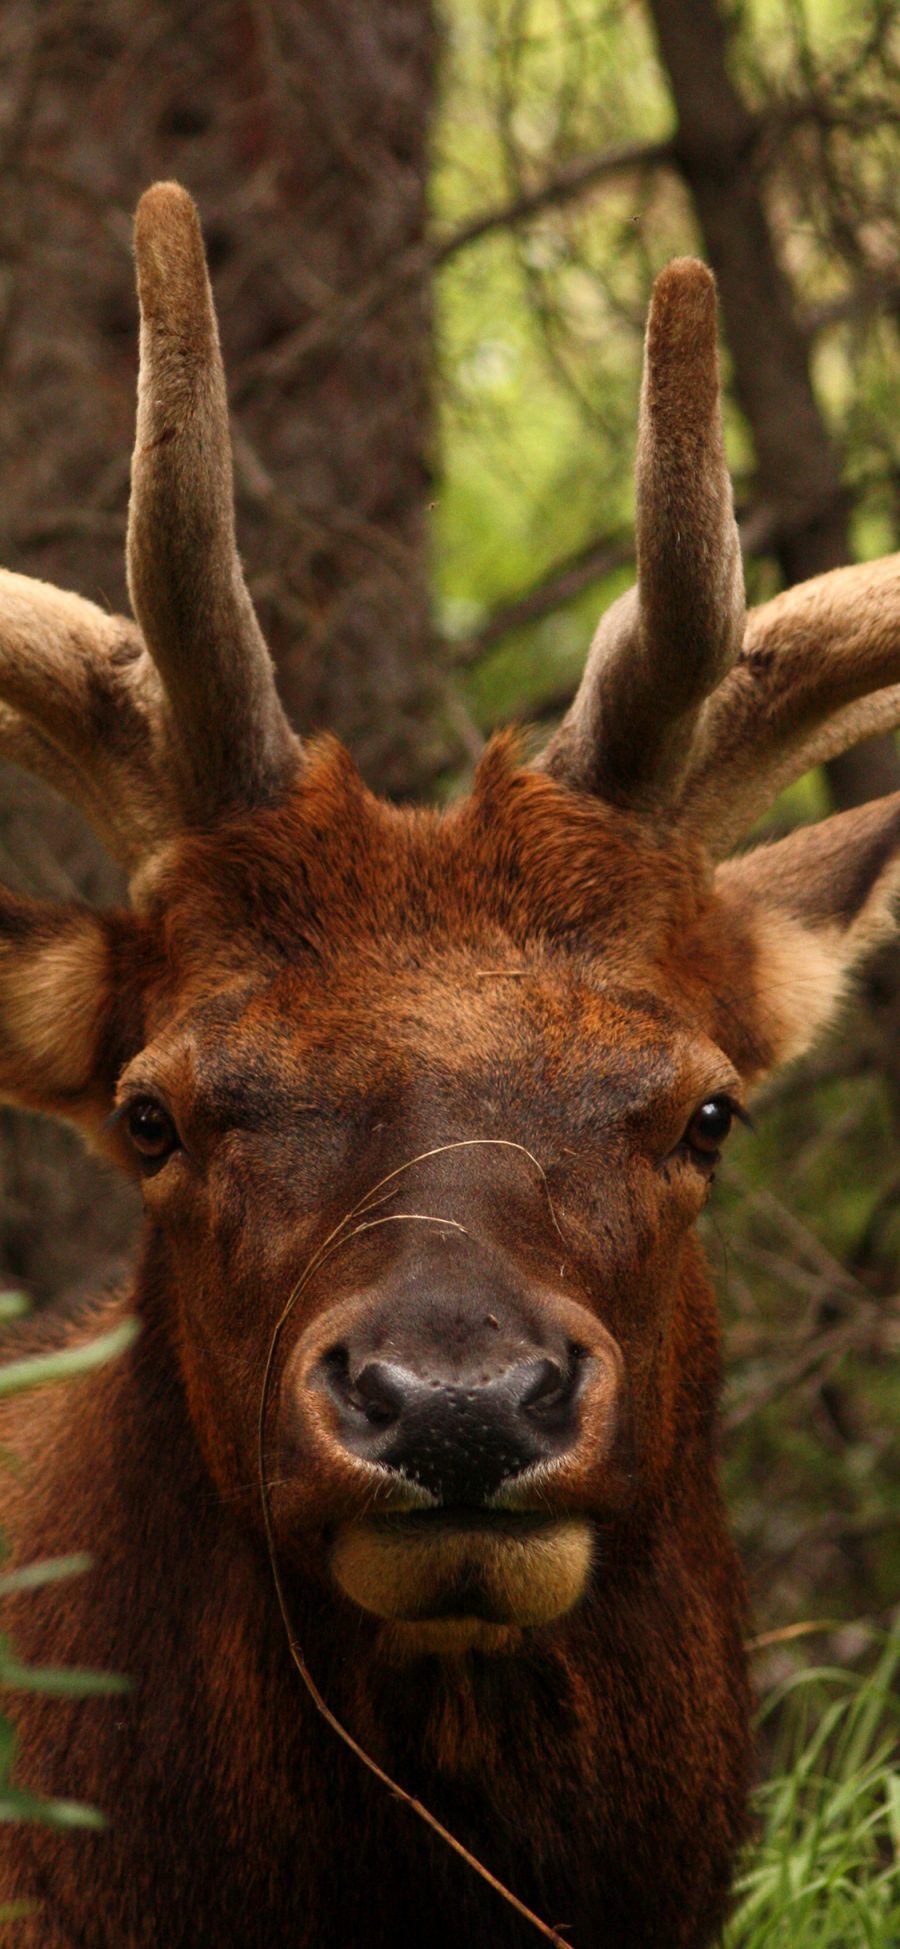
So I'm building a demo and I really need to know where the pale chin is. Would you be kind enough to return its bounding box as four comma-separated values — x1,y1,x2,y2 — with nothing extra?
330,1516,594,1649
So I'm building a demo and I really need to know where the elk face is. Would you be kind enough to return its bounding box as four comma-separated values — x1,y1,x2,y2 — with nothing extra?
2,186,899,1665
58,745,822,1657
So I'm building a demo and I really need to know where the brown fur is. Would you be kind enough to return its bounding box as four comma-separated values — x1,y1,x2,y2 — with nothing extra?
2,190,900,1949
3,741,900,1948
0,750,753,1948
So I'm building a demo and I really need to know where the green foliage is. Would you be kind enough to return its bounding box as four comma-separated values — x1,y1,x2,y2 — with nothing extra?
0,1319,138,1400
729,1630,900,1947
0,1307,134,1890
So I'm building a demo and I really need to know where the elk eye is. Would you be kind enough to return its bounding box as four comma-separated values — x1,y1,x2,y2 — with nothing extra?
126,1098,179,1164
684,1095,735,1160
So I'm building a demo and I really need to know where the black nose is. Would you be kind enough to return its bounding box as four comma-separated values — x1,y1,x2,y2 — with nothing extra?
320,1348,583,1503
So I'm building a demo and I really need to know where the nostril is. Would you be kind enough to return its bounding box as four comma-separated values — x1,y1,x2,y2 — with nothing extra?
318,1347,404,1428
520,1356,567,1411
521,1343,587,1419
319,1343,351,1399
349,1360,404,1427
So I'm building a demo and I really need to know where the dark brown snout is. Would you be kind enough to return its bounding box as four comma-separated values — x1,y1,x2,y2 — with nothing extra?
281,1211,629,1517
272,1194,630,1638
316,1337,587,1504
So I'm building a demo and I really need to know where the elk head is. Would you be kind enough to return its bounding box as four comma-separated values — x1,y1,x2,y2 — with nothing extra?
1,186,898,1659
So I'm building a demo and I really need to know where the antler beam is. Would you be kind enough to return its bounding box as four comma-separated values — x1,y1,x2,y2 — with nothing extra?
0,571,182,874
677,554,900,856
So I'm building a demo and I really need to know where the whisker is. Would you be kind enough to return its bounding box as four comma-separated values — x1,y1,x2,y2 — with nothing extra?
255,1149,572,1949
348,1137,568,1248
349,1212,470,1238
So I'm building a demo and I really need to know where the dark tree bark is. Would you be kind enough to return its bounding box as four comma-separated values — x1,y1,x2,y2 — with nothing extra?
647,0,900,810
0,0,444,1302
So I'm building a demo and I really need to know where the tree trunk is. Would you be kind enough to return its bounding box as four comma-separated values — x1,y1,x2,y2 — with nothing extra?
0,0,442,1302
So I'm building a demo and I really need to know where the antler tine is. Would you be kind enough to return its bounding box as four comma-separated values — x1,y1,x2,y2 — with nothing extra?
128,183,300,820
0,185,300,886
675,554,900,858
543,260,744,811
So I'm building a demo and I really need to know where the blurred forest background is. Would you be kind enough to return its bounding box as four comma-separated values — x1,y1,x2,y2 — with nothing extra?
0,0,897,1714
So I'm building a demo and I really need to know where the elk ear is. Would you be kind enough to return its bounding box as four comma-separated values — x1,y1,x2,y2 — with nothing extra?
0,894,141,1135
714,793,900,1070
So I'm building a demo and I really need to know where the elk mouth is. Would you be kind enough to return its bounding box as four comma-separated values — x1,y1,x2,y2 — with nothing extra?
371,1507,563,1535
330,1506,594,1638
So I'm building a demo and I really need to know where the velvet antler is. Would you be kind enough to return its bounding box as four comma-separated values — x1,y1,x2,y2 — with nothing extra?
542,259,900,843
543,260,745,811
677,555,900,855
128,184,298,821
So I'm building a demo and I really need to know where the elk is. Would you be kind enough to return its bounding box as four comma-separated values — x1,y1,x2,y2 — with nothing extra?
1,183,899,1949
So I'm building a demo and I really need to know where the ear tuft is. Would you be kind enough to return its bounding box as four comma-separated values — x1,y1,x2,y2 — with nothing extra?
715,793,900,1070
1,927,107,1094
0,898,133,1126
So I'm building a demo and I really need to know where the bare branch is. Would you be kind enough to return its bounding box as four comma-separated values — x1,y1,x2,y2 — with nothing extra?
449,532,635,669
433,138,676,270
802,270,900,338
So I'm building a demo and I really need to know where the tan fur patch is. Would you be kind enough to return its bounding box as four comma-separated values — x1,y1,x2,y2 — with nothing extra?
331,1518,594,1629
750,913,850,1066
0,926,107,1092
749,859,900,1067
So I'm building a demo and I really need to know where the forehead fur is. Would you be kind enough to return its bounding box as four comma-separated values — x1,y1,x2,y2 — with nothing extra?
151,735,709,971
133,735,767,1084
